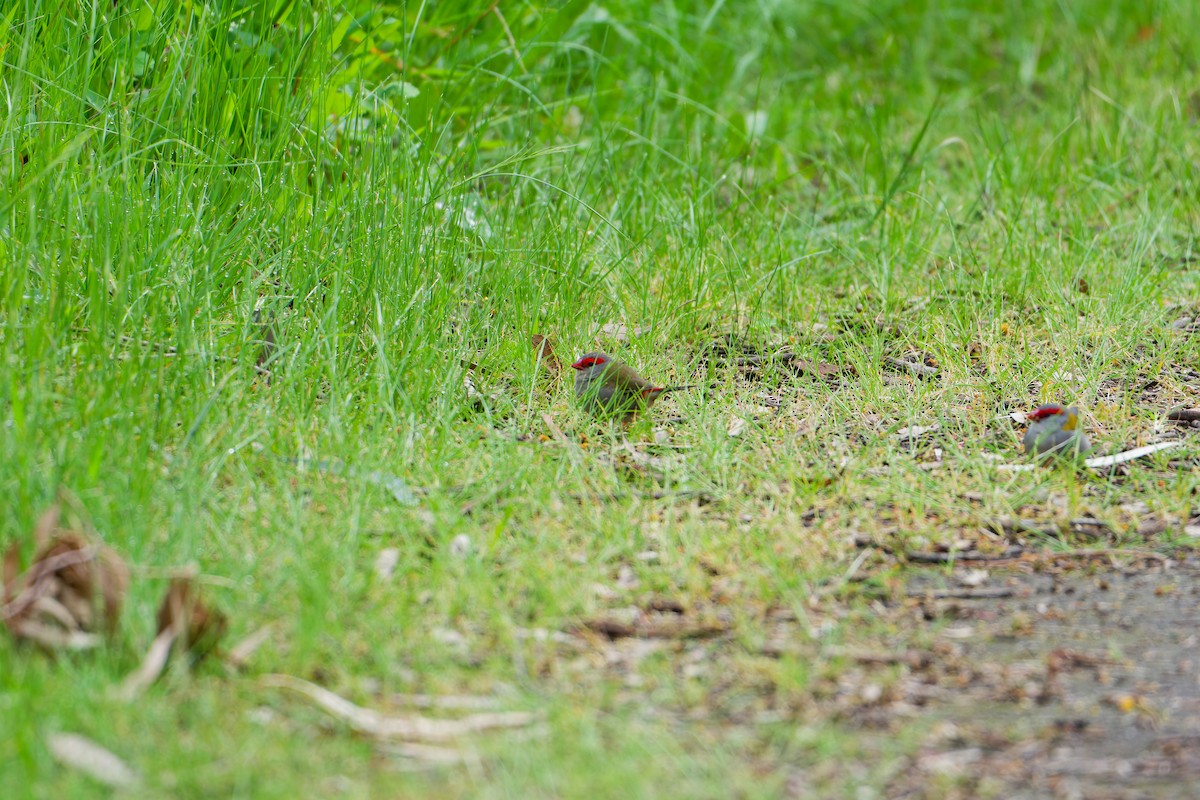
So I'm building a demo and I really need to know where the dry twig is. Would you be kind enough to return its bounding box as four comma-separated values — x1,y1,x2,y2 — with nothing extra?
262,674,537,742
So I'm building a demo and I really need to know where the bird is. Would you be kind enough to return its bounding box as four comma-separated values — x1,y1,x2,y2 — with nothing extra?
1022,404,1091,457
570,352,692,423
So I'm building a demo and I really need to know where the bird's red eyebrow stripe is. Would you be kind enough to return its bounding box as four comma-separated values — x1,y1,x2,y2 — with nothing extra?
572,357,602,369
1029,406,1064,420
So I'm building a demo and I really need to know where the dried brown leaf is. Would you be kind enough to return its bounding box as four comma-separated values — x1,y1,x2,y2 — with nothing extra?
156,578,228,662
16,621,102,650
97,549,130,635
580,618,635,638
31,594,83,630
33,505,61,550
599,322,649,343
530,334,562,376
2,541,19,601
646,597,686,614
47,733,139,788
121,581,238,698
34,535,129,635
116,629,176,701
637,617,731,638
2,513,129,647
225,623,275,670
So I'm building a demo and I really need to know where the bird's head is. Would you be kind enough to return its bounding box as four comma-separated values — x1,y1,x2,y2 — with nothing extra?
571,352,610,371
1028,404,1076,430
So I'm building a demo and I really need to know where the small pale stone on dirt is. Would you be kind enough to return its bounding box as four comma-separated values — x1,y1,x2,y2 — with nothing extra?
926,721,961,744
1137,517,1168,537
941,625,975,640
894,423,939,441
375,548,400,580
919,747,983,776
727,416,748,437
1185,525,1200,538
599,322,649,343
607,607,640,627
247,706,278,725
449,534,472,557
957,569,989,588
432,628,468,652
562,105,584,134
1171,316,1198,330
616,565,639,590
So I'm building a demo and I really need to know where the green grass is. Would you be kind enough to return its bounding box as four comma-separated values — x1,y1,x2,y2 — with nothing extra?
3,0,1200,796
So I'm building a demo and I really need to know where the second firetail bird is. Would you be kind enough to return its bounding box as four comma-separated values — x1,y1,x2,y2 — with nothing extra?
571,352,692,423
1022,404,1091,457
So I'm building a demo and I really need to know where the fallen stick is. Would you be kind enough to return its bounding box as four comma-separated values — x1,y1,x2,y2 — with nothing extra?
993,440,1180,472
262,674,537,742
1083,440,1180,468
904,587,1015,600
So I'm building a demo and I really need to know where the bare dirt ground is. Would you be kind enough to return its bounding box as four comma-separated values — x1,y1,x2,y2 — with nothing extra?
558,542,1199,798
876,555,1200,799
